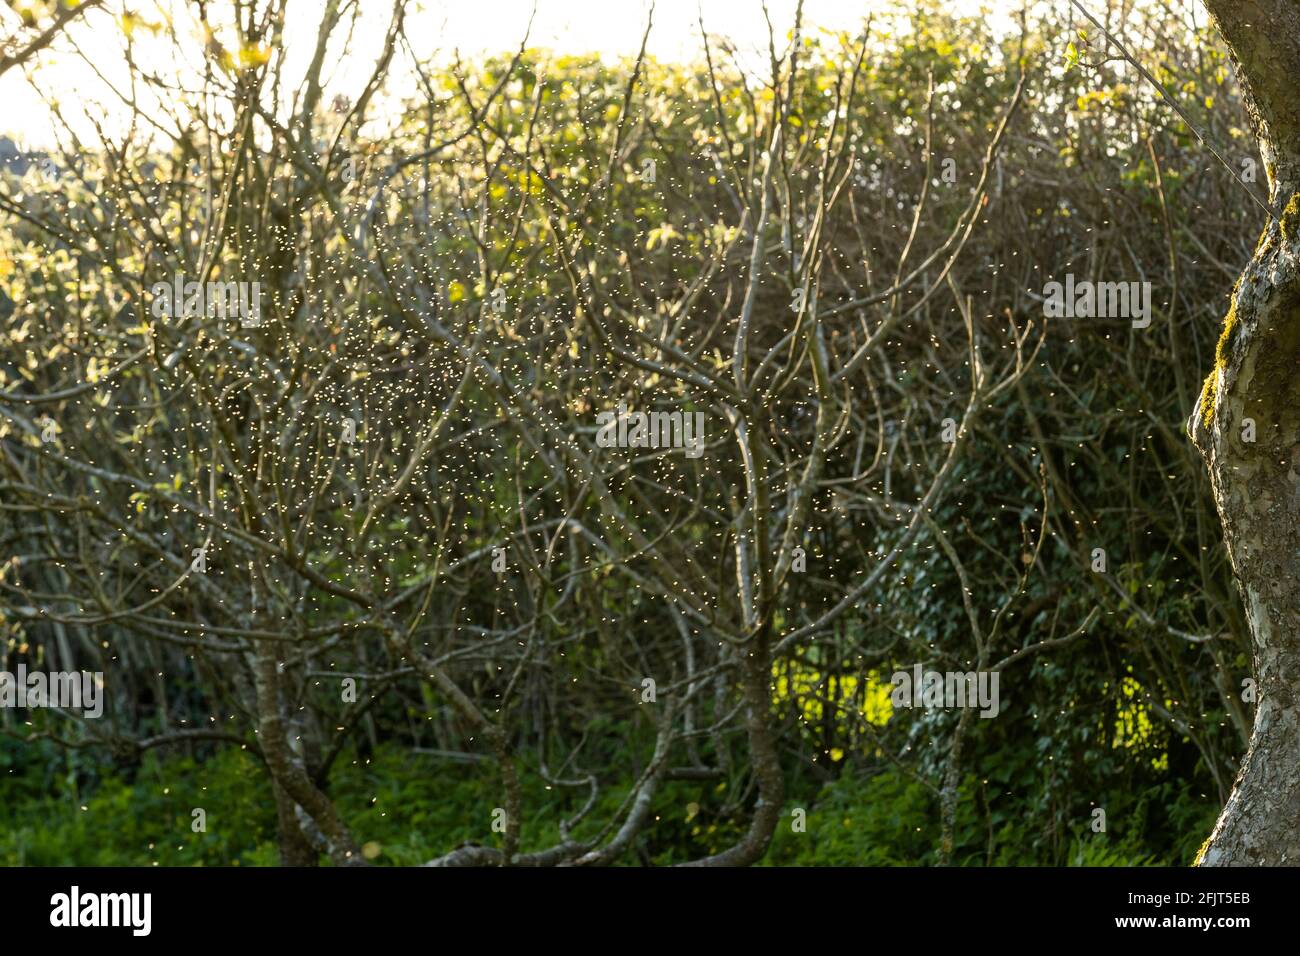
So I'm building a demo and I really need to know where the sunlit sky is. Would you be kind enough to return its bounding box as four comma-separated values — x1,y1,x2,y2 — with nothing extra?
2,1,1033,148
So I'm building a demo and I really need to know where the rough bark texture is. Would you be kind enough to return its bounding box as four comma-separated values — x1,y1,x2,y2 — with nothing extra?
271,781,320,866
678,636,785,867
1192,0,1300,867
253,642,367,866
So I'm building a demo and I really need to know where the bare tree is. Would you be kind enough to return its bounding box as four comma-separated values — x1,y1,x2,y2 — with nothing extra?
0,0,105,79
1,0,1264,868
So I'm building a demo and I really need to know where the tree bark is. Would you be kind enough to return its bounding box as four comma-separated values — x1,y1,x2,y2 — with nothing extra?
253,642,366,866
1192,0,1300,866
678,635,785,866
271,781,320,866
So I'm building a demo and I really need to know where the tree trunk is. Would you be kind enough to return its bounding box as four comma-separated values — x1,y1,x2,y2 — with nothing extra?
1192,0,1300,866
271,781,320,866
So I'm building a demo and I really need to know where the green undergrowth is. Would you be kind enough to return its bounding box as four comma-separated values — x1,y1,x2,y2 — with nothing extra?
0,736,1218,866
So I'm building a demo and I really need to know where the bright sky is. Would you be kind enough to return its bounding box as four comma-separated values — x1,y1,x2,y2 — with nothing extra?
1,0,1017,148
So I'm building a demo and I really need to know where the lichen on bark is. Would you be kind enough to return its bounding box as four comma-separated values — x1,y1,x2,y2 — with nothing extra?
1282,191,1300,242
1197,283,1243,429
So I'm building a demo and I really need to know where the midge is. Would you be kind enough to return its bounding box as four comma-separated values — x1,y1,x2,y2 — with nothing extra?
150,271,262,326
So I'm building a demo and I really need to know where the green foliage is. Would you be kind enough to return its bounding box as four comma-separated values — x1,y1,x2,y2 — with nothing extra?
758,767,1215,867
765,771,945,866
0,744,278,866
0,724,1228,866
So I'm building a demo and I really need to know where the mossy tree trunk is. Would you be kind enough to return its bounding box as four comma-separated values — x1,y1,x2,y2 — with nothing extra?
1191,0,1300,866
